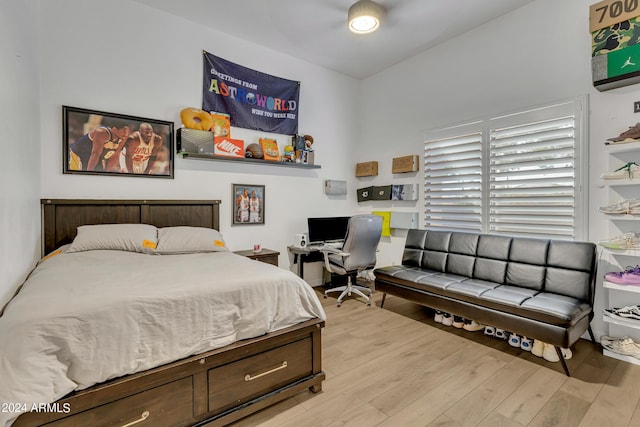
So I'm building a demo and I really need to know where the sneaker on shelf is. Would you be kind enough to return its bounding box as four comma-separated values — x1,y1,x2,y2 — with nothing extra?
606,123,640,144
542,343,560,362
520,337,533,351
603,305,640,320
495,329,507,340
462,320,485,332
508,333,521,348
604,267,640,285
434,310,444,323
452,316,465,328
602,162,640,179
441,312,453,326
531,339,545,357
599,233,640,250
601,336,640,359
598,200,631,215
484,326,495,336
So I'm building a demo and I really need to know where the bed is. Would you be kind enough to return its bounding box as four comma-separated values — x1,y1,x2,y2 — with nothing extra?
2,199,326,427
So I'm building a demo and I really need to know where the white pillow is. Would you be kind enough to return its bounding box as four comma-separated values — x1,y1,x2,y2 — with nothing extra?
67,224,158,254
156,226,229,254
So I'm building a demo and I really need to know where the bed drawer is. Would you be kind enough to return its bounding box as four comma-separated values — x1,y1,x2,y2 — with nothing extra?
45,377,193,427
208,337,312,414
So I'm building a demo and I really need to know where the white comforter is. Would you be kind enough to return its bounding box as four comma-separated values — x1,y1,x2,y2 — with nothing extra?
0,250,326,427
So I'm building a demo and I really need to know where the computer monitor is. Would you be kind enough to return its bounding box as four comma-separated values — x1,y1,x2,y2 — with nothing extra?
307,216,350,245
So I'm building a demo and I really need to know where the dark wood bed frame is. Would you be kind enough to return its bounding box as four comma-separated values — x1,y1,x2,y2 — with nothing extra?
15,199,324,427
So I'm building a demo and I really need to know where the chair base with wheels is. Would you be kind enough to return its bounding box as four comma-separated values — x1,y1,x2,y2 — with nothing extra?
324,273,372,307
319,215,383,308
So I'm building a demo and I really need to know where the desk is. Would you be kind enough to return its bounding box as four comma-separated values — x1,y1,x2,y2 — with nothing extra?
287,245,325,278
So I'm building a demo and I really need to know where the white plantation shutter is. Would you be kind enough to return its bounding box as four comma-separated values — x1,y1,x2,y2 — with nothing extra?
424,98,587,240
424,123,483,232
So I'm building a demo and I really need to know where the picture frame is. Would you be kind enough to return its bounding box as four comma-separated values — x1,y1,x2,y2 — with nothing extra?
232,184,265,225
62,105,174,178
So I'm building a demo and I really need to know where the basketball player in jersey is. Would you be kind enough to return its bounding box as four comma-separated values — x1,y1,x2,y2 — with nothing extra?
237,189,250,222
249,190,261,223
69,125,130,171
121,123,164,174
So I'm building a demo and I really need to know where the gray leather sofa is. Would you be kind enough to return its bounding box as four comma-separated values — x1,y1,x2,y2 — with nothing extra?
374,230,598,376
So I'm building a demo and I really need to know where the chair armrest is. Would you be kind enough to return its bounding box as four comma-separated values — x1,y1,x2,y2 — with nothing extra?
319,246,349,273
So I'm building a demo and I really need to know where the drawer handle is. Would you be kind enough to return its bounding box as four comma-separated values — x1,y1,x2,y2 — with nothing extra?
120,411,149,427
245,361,288,381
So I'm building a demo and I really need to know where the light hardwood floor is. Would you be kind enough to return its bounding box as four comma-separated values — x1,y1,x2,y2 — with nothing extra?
231,286,640,427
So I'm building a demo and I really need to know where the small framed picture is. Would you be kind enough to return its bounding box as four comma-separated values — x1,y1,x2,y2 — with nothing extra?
62,105,174,178
233,184,265,225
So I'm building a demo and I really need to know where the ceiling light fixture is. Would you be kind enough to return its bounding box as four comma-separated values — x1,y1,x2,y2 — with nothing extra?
348,0,385,34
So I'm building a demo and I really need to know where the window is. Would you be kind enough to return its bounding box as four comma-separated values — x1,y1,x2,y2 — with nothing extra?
424,98,587,240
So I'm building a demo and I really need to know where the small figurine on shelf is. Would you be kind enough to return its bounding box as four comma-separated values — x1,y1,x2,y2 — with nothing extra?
293,135,306,163
302,134,314,165
283,145,295,162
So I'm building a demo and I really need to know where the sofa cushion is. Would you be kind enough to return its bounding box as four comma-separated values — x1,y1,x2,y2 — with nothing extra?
447,278,500,298
506,262,546,291
479,285,538,307
520,292,591,326
446,253,475,277
449,233,479,256
473,258,507,284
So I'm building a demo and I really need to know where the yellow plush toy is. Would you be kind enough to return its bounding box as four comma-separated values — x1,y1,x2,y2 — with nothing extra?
180,107,213,131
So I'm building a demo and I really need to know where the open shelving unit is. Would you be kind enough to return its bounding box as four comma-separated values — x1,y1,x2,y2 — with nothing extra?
179,152,321,169
600,140,640,366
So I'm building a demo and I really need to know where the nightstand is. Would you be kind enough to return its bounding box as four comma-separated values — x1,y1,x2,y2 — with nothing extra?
233,248,280,266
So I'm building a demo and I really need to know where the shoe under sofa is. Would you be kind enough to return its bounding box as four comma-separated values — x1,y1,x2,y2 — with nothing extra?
374,229,598,376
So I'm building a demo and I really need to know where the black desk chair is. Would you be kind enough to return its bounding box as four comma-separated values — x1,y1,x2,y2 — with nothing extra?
321,215,383,307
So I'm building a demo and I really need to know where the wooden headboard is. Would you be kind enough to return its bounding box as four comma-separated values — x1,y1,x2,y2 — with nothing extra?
41,199,221,255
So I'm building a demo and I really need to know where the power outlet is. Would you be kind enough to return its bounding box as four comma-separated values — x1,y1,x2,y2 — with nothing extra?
635,101,640,113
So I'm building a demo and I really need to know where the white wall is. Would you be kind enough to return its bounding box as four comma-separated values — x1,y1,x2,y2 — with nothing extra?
37,0,360,283
0,0,41,311
358,0,640,339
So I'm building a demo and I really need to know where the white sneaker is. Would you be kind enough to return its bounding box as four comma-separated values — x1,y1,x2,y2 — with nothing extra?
452,316,465,328
508,333,521,347
462,320,485,332
542,343,560,362
495,329,507,340
434,310,444,323
602,336,640,359
484,326,495,336
441,313,453,326
531,339,545,357
599,232,640,250
520,337,533,351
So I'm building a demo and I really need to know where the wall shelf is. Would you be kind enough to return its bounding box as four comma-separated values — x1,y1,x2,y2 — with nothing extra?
180,152,321,169
604,280,640,294
603,315,640,330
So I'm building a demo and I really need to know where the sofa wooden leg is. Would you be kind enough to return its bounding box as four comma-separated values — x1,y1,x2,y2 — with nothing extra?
380,293,387,308
555,346,571,377
588,325,596,343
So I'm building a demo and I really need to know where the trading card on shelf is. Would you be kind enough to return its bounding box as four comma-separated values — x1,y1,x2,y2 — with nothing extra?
210,112,230,137
259,138,280,161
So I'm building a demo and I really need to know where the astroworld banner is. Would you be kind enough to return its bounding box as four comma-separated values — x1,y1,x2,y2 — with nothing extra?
202,51,299,135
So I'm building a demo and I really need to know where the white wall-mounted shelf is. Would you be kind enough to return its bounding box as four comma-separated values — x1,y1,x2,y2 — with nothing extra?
606,143,640,154
604,280,640,294
604,179,640,187
601,247,640,256
603,348,640,365
603,315,640,330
